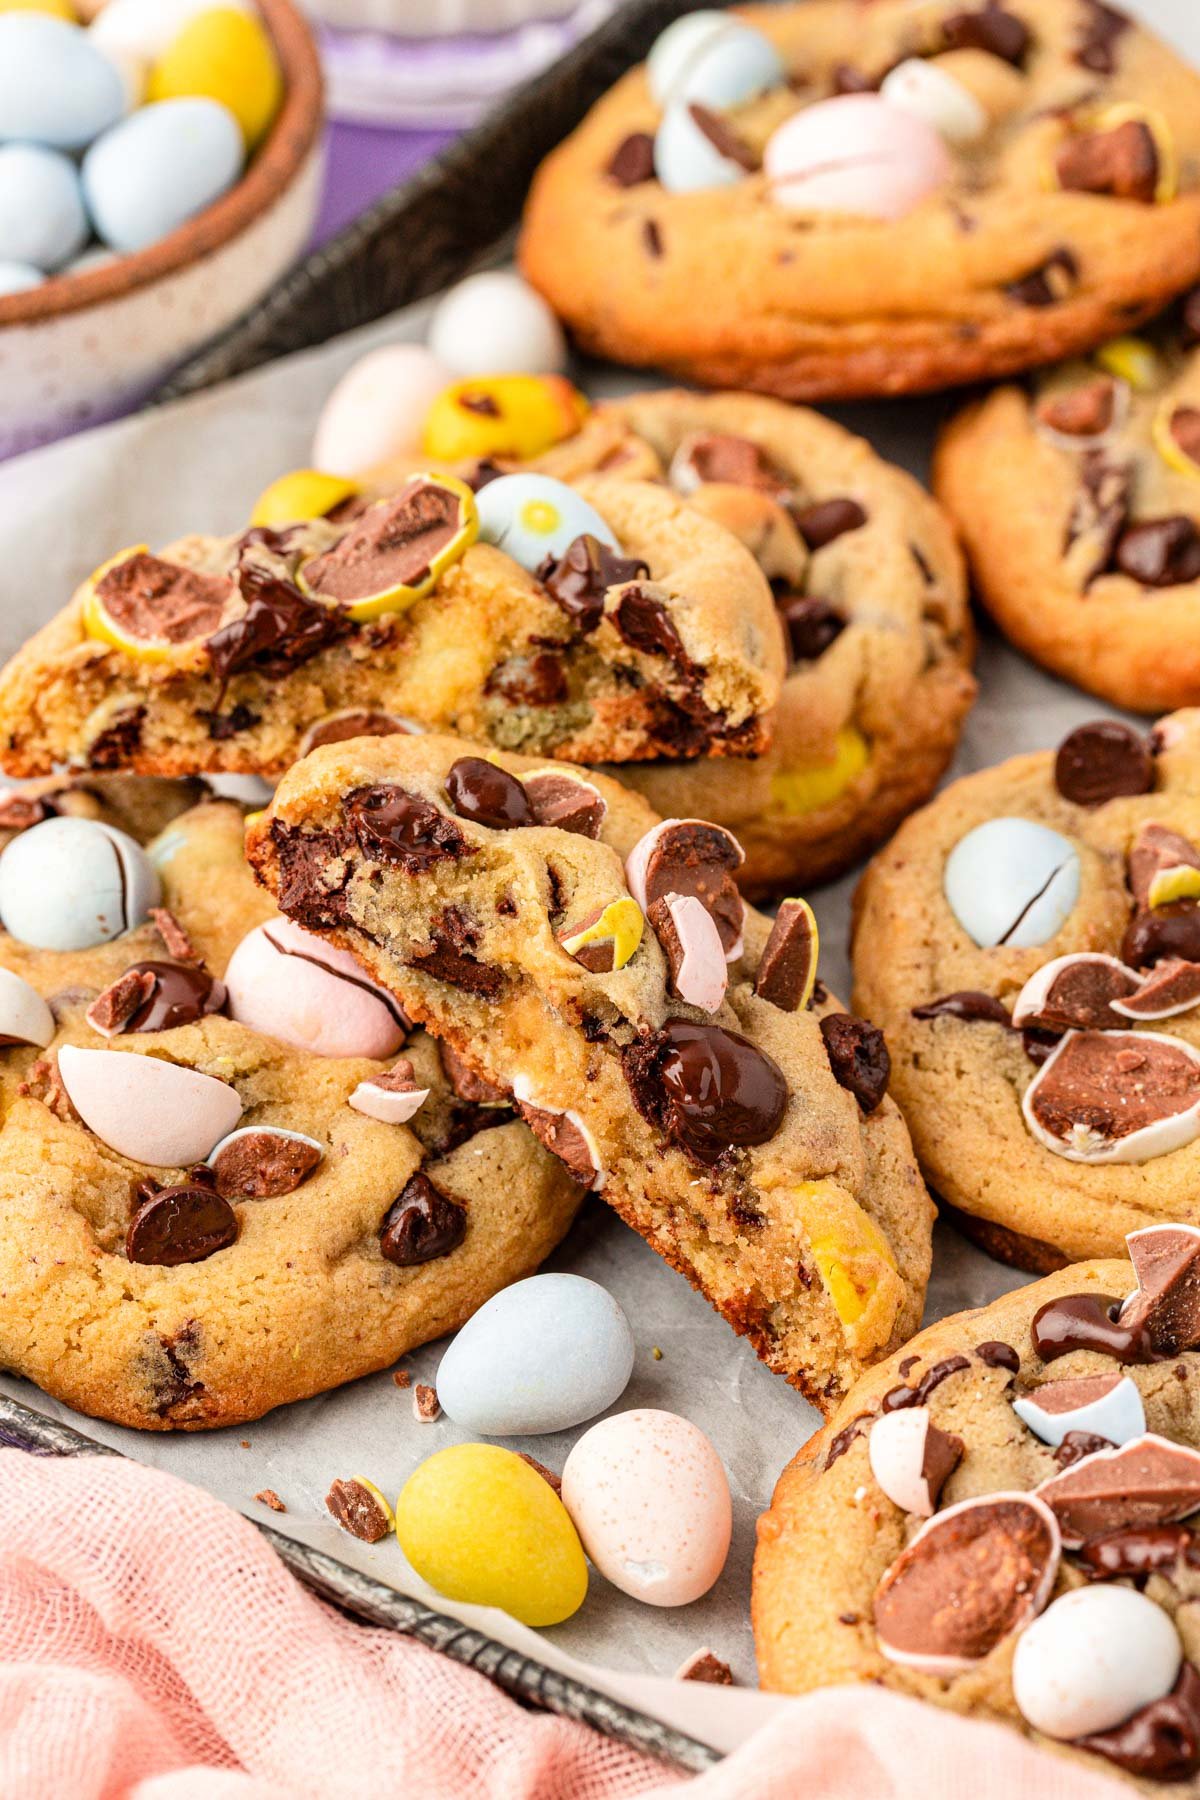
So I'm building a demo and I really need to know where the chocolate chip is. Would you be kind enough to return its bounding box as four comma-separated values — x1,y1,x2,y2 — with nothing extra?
380,1171,466,1267
1006,247,1078,307
754,899,817,1011
524,771,606,838
538,534,649,634
637,820,744,956
1076,1663,1200,1782
976,1340,1020,1372
484,651,569,707
126,1183,238,1266
942,1,1030,64
325,1477,391,1543
209,1129,322,1199
777,595,845,663
1037,378,1116,438
793,497,867,549
607,131,656,186
687,103,756,171
642,218,663,258
820,1013,890,1112
96,551,231,645
1054,720,1153,805
1123,905,1200,970
1117,516,1200,588
88,706,146,768
445,756,533,830
1075,0,1129,74
911,991,1010,1025
613,586,692,668
301,479,468,604
347,784,469,872
624,1020,788,1166
1057,119,1158,204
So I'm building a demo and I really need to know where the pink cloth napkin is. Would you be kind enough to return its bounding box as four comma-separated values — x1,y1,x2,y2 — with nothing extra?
0,1448,1126,1800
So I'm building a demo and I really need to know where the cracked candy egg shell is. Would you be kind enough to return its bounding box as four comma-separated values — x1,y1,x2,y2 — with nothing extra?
851,719,1200,1270
0,816,161,950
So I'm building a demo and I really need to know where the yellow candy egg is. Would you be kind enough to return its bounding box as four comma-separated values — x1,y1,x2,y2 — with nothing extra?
770,727,869,817
250,469,359,529
396,1443,588,1627
0,0,77,16
148,6,282,149
421,374,588,464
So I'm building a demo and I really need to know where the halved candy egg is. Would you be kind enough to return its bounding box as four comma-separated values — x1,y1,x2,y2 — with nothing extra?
297,475,477,623
250,469,359,530
475,473,618,573
1152,397,1200,481
81,545,232,664
421,374,588,464
57,1044,242,1166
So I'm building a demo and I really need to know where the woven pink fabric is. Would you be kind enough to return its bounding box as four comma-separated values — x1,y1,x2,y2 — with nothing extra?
0,1448,1125,1800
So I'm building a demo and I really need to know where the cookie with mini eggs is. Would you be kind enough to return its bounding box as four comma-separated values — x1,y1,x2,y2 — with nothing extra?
755,1225,1200,1789
519,0,1200,400
0,795,581,1429
853,710,1200,1271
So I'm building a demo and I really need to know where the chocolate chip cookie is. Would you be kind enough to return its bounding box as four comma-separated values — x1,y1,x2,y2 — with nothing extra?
936,291,1200,712
247,732,935,1412
520,0,1200,401
853,711,1200,1272
755,1225,1200,1789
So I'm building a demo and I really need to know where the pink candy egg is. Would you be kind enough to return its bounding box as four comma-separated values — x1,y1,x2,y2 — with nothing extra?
57,1044,242,1166
764,95,952,220
312,344,454,479
561,1409,731,1607
224,918,407,1059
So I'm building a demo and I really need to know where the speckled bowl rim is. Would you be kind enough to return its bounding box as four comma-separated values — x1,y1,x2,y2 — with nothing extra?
0,0,324,327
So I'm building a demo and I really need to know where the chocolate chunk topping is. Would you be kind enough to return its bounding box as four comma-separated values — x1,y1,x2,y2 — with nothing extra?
209,1129,321,1199
301,479,465,603
1055,721,1154,806
1037,378,1116,438
1007,247,1078,307
607,131,656,187
126,1183,238,1266
687,104,756,171
1075,0,1130,74
1116,517,1200,587
1076,1662,1200,1782
778,595,845,663
539,533,650,634
912,991,1011,1025
676,432,790,496
150,908,198,963
1118,1224,1200,1356
942,1,1030,65
445,757,533,830
1057,119,1158,204
524,771,605,838
380,1171,467,1267
820,1013,890,1113
1037,1434,1200,1544
96,552,231,645
1027,1030,1200,1153
624,1020,788,1166
484,651,569,707
302,710,412,752
638,820,743,957
754,900,818,1012
1032,1292,1158,1365
1129,823,1200,910
439,1042,507,1106
347,784,469,872
793,497,867,549
613,586,692,668
1123,905,1200,971
1056,1429,1116,1467
409,905,502,999
1078,1522,1200,1580
977,1340,1021,1372
206,564,353,686
325,1477,391,1543
517,1102,599,1185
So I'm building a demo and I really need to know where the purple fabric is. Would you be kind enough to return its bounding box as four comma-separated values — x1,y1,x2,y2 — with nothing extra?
312,120,458,247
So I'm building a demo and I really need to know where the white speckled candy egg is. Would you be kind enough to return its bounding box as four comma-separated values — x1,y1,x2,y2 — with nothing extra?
82,96,243,253
90,0,252,64
0,260,44,296
0,13,125,149
879,57,988,145
764,95,951,220
312,344,454,479
0,145,88,273
476,473,617,571
943,818,1081,948
429,270,566,378
0,817,161,950
57,1043,242,1166
561,1409,732,1606
670,22,785,110
1013,1587,1181,1740
654,102,748,194
436,1274,634,1436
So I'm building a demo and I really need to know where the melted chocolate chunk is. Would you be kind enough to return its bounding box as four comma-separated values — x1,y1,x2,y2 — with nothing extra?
88,707,146,769
1123,904,1200,970
1039,1435,1200,1543
1075,1662,1200,1781
778,595,845,663
96,552,231,644
1075,0,1130,73
942,0,1030,64
1031,1292,1160,1364
409,905,502,999
539,534,649,634
347,784,469,872
301,480,466,603
624,1020,788,1166
1057,119,1159,204
613,586,693,668
824,1414,870,1468
882,1356,972,1412
380,1171,466,1267
1116,516,1200,587
269,822,353,931
1055,1429,1116,1468
1055,720,1154,806
976,1340,1020,1372
95,960,225,1035
793,497,867,549
607,131,656,186
126,1183,238,1266
912,991,1010,1025
1007,247,1078,307
819,1013,890,1113
484,651,569,707
445,757,533,830
206,564,353,686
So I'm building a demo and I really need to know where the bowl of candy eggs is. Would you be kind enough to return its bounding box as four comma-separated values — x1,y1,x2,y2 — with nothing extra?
0,0,323,457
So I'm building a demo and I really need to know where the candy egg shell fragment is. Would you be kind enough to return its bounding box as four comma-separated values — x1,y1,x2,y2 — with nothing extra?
475,473,617,572
944,818,1080,949
1095,335,1162,392
1118,1223,1200,1351
312,345,453,480
297,476,478,623
395,1442,588,1627
58,1044,242,1166
867,1406,963,1517
421,375,587,465
764,96,952,221
0,143,88,272
436,1272,635,1436
1014,1373,1146,1449
654,101,751,194
203,773,276,807
879,57,987,144
81,546,231,665
349,1072,430,1125
82,96,244,254
224,919,407,1060
0,817,161,951
558,897,644,973
561,1408,732,1607
250,470,358,530
625,818,745,962
429,270,566,378
0,13,125,149
0,966,55,1049
1013,1587,1182,1741
1022,1030,1200,1164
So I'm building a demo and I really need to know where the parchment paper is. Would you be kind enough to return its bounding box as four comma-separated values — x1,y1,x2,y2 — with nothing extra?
0,0,1194,1751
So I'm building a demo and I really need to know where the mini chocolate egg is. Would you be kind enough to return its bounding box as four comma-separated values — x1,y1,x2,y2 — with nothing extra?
0,145,88,272
396,1443,588,1627
0,259,44,295
561,1409,732,1606
0,12,125,149
0,967,55,1050
665,20,784,110
1012,1587,1181,1741
764,95,952,219
1013,1373,1146,1449
90,0,252,63
311,344,453,480
429,270,567,378
57,1043,243,1165
224,918,407,1059
147,5,282,149
654,101,751,194
879,57,988,145
475,473,617,572
421,374,587,464
943,818,1080,948
0,817,160,950
82,96,243,253
435,1273,634,1436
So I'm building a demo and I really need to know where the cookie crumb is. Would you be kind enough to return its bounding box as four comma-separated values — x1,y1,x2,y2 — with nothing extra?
239,1439,250,1449
413,1384,441,1423
675,1648,735,1685
516,1452,562,1497
255,1489,286,1513
325,1476,393,1543
652,1346,663,1361
393,1369,411,1389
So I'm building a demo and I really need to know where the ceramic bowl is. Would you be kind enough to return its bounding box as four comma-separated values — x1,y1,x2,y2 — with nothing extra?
0,0,324,459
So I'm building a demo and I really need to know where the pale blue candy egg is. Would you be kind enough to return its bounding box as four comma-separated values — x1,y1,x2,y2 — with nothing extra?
0,145,88,274
677,26,785,110
82,97,244,254
647,12,730,106
436,1274,635,1436
476,472,618,572
0,261,44,298
654,103,746,194
0,818,161,951
944,818,1081,949
0,15,125,152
